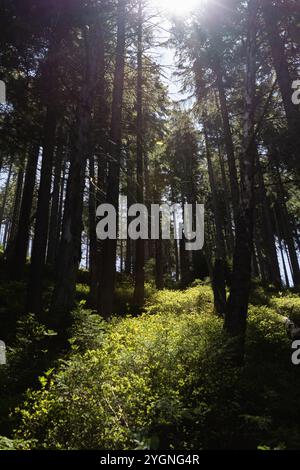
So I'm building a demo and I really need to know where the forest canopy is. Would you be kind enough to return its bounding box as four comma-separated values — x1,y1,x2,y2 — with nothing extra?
0,0,299,452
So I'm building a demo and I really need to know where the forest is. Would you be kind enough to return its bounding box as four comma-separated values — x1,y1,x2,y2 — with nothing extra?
0,0,300,452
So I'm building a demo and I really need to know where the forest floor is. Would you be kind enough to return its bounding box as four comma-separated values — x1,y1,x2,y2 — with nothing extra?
0,267,300,450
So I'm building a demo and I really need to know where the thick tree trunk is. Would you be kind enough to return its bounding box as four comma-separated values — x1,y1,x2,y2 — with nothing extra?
26,103,58,314
26,11,70,315
262,1,300,161
224,0,258,363
50,23,101,324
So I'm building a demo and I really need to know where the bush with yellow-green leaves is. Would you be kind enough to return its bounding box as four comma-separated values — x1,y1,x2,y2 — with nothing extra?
12,286,300,450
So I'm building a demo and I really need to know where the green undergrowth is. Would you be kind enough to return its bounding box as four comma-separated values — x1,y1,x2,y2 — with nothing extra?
9,286,300,450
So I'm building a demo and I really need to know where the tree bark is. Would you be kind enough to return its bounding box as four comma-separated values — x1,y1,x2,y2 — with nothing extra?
46,135,64,266
50,22,102,324
133,0,145,307
8,144,39,279
257,161,281,289
0,162,13,231
213,57,240,223
203,121,226,315
224,0,258,363
262,2,300,168
6,157,25,253
98,0,126,318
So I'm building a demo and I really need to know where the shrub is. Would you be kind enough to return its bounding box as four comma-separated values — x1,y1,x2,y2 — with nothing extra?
69,304,108,352
13,289,300,450
145,285,213,316
270,294,300,324
0,435,32,450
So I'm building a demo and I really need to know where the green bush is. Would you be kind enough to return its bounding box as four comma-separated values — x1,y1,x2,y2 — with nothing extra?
69,303,108,352
0,435,32,450
270,294,300,324
12,288,300,450
145,285,213,316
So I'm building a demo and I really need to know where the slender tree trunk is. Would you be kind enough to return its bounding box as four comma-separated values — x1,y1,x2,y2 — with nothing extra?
275,216,290,288
8,144,39,279
57,159,67,256
6,157,25,252
203,121,226,315
98,0,126,317
47,137,64,266
274,161,300,287
88,154,98,308
133,0,145,307
125,143,134,275
252,241,260,279
257,161,281,289
155,226,164,289
173,210,180,283
0,162,13,230
89,13,106,306
215,126,235,254
213,56,240,222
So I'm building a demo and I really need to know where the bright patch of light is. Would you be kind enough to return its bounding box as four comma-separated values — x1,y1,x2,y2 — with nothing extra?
152,0,200,17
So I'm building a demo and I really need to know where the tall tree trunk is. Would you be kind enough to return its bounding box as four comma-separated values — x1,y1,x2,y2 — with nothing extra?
0,161,13,231
273,207,289,288
224,0,258,363
50,22,101,324
125,143,134,275
257,161,281,289
133,0,145,307
8,144,39,279
98,0,126,318
26,9,71,315
46,136,64,266
203,121,226,315
26,102,58,314
155,233,164,289
6,157,25,252
274,160,300,287
213,56,240,222
57,158,67,255
215,126,235,254
88,154,98,308
262,1,300,164
89,16,106,307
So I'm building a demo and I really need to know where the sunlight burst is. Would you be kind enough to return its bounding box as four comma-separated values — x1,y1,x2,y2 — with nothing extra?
152,0,200,17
